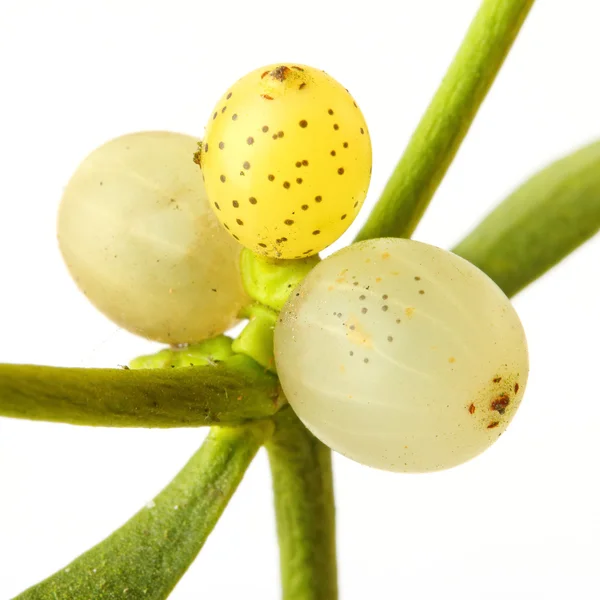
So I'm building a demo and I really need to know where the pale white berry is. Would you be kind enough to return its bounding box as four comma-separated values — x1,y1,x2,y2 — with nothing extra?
274,238,529,473
58,131,249,344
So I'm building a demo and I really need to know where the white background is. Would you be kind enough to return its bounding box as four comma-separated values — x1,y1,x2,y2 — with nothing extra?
1,0,599,598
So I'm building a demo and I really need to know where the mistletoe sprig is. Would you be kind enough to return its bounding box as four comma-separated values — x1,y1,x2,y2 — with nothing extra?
3,1,599,598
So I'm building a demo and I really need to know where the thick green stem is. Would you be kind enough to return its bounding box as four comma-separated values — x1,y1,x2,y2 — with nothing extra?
0,355,281,427
15,421,273,600
453,140,600,297
355,0,535,241
266,408,338,600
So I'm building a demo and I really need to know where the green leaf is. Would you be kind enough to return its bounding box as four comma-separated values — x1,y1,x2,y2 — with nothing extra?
355,0,535,241
266,408,338,600
14,421,273,600
453,140,600,298
0,354,281,428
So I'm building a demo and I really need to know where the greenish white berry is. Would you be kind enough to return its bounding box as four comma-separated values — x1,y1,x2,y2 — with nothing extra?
274,238,529,473
58,131,249,344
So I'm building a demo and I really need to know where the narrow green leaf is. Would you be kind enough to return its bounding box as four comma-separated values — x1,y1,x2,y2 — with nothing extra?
266,408,338,600
356,0,535,241
14,421,273,600
0,355,281,427
453,140,600,297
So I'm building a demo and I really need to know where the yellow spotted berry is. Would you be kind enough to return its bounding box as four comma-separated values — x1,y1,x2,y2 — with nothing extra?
198,64,372,259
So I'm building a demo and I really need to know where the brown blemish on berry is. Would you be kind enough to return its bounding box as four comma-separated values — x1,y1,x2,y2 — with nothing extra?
232,114,238,121
341,214,347,220
360,127,365,134
469,403,476,414
261,94,274,100
292,66,304,71
313,230,321,235
299,119,308,128
302,159,309,166
315,195,322,203
213,112,217,120
487,421,500,429
330,150,336,156
283,181,290,189
299,82,306,89
249,197,257,204
262,125,269,132
271,65,291,81
493,377,502,383
261,71,269,79
338,167,345,175
268,174,275,181
343,142,349,148
247,137,254,145
333,123,339,130
328,109,334,115
193,148,202,167
258,243,267,248
232,200,239,208
236,218,244,226
214,202,220,210
491,394,510,415
219,141,224,149
514,383,519,393
419,290,425,295
243,161,250,170
220,175,226,183
284,219,294,225
301,204,309,210
221,106,227,113
226,92,232,99
296,161,302,167
296,178,303,184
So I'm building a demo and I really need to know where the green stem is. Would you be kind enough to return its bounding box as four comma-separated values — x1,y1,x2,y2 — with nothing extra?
453,140,600,297
15,421,273,600
0,355,281,427
355,0,535,241
232,304,279,372
266,408,338,600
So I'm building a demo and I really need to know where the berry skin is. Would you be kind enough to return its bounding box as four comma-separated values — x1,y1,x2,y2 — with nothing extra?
274,238,529,473
198,64,372,259
58,131,249,344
